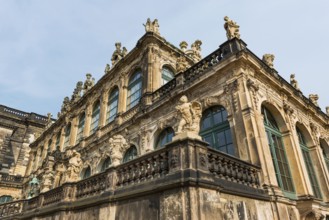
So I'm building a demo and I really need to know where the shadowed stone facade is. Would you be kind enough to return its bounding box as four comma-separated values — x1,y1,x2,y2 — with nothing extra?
1,17,329,219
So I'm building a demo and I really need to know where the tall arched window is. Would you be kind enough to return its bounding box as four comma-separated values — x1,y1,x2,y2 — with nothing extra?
161,66,175,86
101,157,111,172
63,123,71,148
0,195,13,204
123,146,138,163
320,140,329,172
82,166,91,179
55,133,61,149
296,127,322,199
127,70,142,110
262,106,295,196
200,106,234,155
47,139,52,153
77,113,85,142
106,88,119,123
156,127,174,149
90,101,100,134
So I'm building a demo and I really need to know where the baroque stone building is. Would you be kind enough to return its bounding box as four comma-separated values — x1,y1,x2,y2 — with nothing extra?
0,105,51,203
1,17,329,219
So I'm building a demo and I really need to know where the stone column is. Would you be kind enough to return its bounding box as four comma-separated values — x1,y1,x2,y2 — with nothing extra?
33,148,42,171
70,117,78,147
59,127,65,151
84,105,92,137
25,151,35,176
117,75,127,117
99,93,108,127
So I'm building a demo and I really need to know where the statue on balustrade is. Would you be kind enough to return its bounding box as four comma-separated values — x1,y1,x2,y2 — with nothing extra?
83,73,95,94
175,95,202,135
224,16,240,40
58,96,70,118
71,81,83,102
64,150,82,182
309,94,319,107
262,54,275,69
108,135,129,166
27,176,40,199
290,74,301,91
111,42,128,66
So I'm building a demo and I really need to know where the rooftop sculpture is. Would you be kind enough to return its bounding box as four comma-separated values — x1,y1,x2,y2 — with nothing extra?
290,74,301,91
262,54,275,69
83,73,95,94
143,18,160,35
111,42,127,66
224,16,240,40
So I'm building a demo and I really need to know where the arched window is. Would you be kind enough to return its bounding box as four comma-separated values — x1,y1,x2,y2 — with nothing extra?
82,166,91,179
106,88,119,123
55,133,61,149
156,127,174,149
123,146,138,163
161,66,175,86
0,195,13,204
77,113,85,142
296,127,322,199
47,139,52,153
63,123,71,148
101,157,111,172
262,106,295,196
199,106,234,155
127,70,142,110
320,140,329,172
90,101,100,134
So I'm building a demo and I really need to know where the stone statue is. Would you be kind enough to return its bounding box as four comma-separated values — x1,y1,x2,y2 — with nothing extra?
40,171,54,193
108,135,129,166
290,74,300,91
176,56,189,73
191,40,202,61
309,94,319,107
83,73,94,94
27,176,40,198
59,97,70,117
111,42,128,66
45,113,53,129
65,150,82,182
175,95,202,134
326,106,329,116
71,81,83,102
179,41,188,52
262,54,275,69
143,18,160,35
224,16,240,40
104,64,111,74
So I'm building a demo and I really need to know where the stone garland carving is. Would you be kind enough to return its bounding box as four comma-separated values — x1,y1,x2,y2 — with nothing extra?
64,150,82,182
224,16,240,40
108,135,129,166
175,95,202,135
309,94,319,107
262,54,275,69
83,73,95,94
290,74,301,91
143,18,160,35
111,42,128,66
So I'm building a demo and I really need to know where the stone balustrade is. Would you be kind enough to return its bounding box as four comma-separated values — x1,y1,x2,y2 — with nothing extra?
152,78,177,102
0,174,24,185
0,137,265,219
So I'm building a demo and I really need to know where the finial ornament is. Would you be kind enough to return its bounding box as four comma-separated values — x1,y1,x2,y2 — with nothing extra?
224,16,240,40
143,18,160,35
111,42,127,66
309,94,319,107
262,54,275,69
179,41,188,52
183,40,202,62
290,74,301,91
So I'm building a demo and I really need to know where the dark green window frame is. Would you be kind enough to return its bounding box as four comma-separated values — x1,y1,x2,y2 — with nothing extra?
0,196,13,204
90,101,100,134
101,157,111,172
320,141,329,174
297,128,322,199
123,146,138,163
63,123,71,148
127,71,142,110
107,88,119,123
161,66,175,86
262,106,295,198
82,166,91,179
156,127,174,149
55,133,61,149
77,113,85,142
199,106,234,155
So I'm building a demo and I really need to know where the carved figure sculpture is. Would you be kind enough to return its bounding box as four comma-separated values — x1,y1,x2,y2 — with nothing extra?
179,41,188,52
108,135,129,166
40,171,54,193
83,73,94,94
176,95,202,134
65,150,82,182
224,16,240,40
111,42,128,66
71,81,83,102
58,97,70,118
262,54,275,69
290,74,300,91
27,176,40,198
176,56,189,73
104,64,111,74
309,94,319,107
143,18,160,35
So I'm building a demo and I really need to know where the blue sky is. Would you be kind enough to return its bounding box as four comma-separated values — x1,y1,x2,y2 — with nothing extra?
1,0,328,117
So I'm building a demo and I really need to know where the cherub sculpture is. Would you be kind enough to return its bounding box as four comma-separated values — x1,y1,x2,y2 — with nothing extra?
224,16,240,40
176,95,202,134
